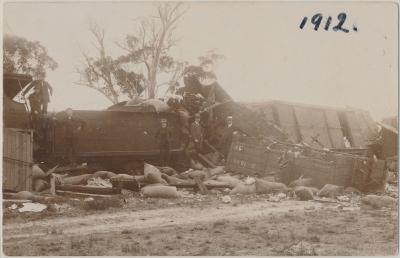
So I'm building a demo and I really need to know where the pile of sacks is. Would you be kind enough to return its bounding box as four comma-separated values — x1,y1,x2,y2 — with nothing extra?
140,163,228,198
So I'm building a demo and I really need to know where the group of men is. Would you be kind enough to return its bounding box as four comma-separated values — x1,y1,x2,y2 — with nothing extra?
155,113,237,166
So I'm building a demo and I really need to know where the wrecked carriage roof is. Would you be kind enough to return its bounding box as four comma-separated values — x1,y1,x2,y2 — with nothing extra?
106,100,173,113
3,73,33,99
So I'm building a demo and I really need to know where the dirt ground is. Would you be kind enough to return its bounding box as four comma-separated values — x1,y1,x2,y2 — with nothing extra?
2,191,399,256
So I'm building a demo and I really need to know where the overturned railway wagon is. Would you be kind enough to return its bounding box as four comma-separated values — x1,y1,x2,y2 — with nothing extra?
244,100,378,149
45,107,185,169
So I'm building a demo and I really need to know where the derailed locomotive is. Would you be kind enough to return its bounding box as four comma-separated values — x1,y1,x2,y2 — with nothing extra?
5,65,286,171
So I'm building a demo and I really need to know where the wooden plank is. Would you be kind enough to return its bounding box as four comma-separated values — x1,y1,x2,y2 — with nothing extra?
197,153,216,168
193,177,210,195
56,184,121,195
50,175,56,196
56,191,115,198
3,199,32,203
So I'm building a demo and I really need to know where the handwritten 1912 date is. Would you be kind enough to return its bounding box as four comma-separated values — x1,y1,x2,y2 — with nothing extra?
299,12,357,33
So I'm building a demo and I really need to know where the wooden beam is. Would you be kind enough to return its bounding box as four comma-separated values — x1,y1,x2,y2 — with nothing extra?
56,184,121,195
193,177,210,195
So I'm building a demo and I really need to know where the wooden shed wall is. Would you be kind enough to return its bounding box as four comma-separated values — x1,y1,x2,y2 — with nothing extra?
3,128,33,192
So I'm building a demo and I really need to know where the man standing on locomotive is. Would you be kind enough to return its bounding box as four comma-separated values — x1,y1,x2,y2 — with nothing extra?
62,108,85,165
155,118,172,166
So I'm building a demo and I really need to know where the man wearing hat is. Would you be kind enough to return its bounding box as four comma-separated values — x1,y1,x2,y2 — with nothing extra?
155,118,172,166
62,108,85,165
190,113,204,154
220,115,237,158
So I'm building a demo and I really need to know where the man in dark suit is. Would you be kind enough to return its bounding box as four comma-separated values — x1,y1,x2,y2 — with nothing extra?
62,108,85,165
38,80,53,114
220,115,237,158
22,80,53,115
190,113,204,154
155,118,172,166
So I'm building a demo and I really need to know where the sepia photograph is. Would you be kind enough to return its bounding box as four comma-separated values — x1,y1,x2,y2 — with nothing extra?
1,0,399,256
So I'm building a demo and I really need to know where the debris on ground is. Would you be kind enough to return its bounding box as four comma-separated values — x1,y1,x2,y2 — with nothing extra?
144,163,168,184
361,195,397,209
215,175,242,188
317,184,344,198
18,203,47,213
268,192,287,202
255,179,288,194
283,241,317,256
336,195,350,202
344,187,361,194
294,186,314,201
230,183,256,195
62,174,94,185
92,171,117,179
32,164,47,179
289,177,313,188
221,195,231,203
87,177,112,188
141,185,180,198
8,204,18,210
33,178,49,192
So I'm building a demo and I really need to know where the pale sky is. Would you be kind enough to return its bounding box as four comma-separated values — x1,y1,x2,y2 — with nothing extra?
3,1,398,120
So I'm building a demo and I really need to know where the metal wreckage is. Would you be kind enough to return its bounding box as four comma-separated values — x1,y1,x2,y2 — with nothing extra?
2,67,398,198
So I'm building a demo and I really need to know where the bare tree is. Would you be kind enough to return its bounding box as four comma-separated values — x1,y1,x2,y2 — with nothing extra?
76,22,145,104
117,3,188,98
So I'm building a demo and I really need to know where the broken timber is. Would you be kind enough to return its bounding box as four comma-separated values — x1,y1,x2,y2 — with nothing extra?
56,184,121,195
193,176,210,195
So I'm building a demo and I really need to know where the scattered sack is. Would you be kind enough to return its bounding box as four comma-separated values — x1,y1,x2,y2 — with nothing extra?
87,177,112,188
309,187,319,195
361,195,397,209
187,170,208,180
144,163,167,184
268,192,287,202
141,99,170,113
203,179,229,187
230,183,256,195
294,186,314,201
245,177,256,185
126,96,144,106
289,178,313,188
111,174,134,180
134,175,146,183
165,175,192,185
208,166,225,176
63,174,93,185
33,179,49,192
141,185,179,198
215,175,242,188
15,191,36,200
190,159,205,170
158,167,178,176
93,171,117,179
255,179,288,194
344,186,361,194
317,184,344,198
32,164,47,180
